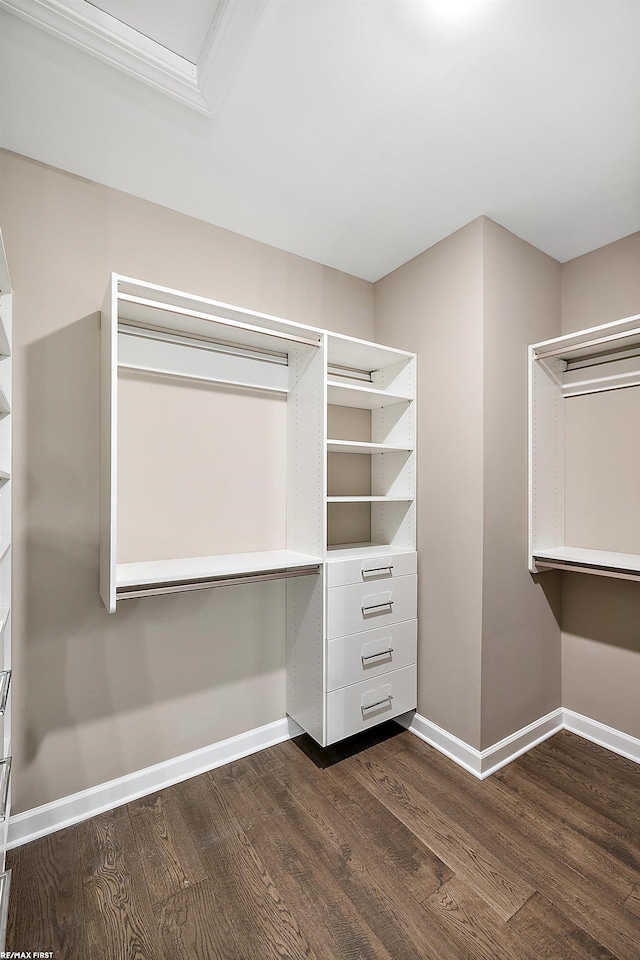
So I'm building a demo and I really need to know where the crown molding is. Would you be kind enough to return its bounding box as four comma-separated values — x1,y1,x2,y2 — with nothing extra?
0,0,266,115
198,0,265,117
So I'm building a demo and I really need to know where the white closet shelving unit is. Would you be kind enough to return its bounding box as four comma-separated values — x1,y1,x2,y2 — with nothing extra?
287,333,418,745
0,229,12,947
325,332,416,557
100,275,324,611
101,275,417,746
529,313,640,579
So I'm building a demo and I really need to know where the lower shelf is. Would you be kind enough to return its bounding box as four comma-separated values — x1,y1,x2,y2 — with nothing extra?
116,549,322,600
532,546,640,580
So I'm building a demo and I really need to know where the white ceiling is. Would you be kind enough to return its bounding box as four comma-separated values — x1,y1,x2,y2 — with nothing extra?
0,0,639,281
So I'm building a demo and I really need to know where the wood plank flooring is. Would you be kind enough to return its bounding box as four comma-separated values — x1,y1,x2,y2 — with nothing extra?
6,726,640,959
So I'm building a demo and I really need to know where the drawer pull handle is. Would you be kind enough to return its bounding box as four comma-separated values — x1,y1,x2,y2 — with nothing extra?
361,600,394,613
362,565,394,575
362,648,394,663
362,695,394,712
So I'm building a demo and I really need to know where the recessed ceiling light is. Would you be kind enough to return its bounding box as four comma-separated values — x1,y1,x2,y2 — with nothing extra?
429,0,485,23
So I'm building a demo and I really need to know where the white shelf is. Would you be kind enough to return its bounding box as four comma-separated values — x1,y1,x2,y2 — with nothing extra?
325,542,416,561
326,333,414,370
117,284,322,356
0,386,9,418
0,473,8,485
327,439,412,455
116,549,322,590
327,496,413,503
533,546,640,579
327,382,412,410
0,609,9,642
0,543,9,565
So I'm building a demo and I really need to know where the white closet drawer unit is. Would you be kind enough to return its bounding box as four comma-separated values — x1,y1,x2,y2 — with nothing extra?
326,619,417,691
326,574,417,640
326,551,417,588
325,663,417,743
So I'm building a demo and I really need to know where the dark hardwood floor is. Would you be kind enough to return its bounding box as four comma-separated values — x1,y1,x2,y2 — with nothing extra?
6,726,640,959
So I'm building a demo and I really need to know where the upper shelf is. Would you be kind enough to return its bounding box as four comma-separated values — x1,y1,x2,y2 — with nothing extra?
115,277,323,356
327,332,414,371
531,313,640,363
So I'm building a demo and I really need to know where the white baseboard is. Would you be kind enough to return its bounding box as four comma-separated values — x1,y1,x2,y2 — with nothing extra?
9,707,640,849
7,715,303,849
563,708,640,765
400,707,564,779
396,711,484,777
479,708,565,778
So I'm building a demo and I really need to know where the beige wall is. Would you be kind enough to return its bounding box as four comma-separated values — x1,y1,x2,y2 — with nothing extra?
375,218,562,750
3,144,638,814
560,233,640,737
0,149,374,812
374,219,485,749
480,219,561,748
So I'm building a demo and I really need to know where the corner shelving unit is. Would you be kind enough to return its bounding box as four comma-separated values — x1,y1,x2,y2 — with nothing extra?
0,228,12,946
529,313,640,580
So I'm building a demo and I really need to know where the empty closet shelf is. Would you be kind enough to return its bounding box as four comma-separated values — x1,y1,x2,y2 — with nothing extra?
327,496,413,503
116,549,322,598
533,546,640,579
327,440,412,454
327,383,412,410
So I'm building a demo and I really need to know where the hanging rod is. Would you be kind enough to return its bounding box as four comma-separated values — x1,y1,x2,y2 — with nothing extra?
534,327,640,362
564,343,640,371
327,362,374,383
116,563,322,600
117,362,289,394
119,294,322,349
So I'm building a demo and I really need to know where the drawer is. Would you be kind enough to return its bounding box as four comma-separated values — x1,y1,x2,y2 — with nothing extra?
325,663,417,744
326,574,417,640
326,619,417,691
326,551,417,588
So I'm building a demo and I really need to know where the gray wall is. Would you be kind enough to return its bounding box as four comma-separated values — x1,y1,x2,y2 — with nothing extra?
0,149,374,812
561,233,640,737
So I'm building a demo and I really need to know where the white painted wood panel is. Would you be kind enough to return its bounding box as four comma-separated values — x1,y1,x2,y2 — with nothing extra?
325,549,416,588
325,664,417,744
326,574,417,640
326,619,417,691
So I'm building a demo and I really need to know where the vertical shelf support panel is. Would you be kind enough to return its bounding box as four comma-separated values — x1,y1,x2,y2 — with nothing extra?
0,227,12,934
100,277,118,612
528,351,565,570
